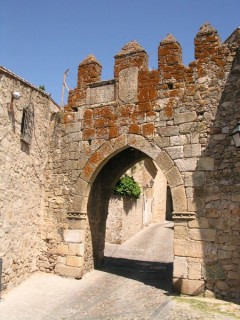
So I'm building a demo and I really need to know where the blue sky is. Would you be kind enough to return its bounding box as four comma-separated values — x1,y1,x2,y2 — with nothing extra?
1,0,239,105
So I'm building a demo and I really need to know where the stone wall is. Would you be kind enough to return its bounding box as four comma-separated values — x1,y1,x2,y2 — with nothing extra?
52,23,239,301
0,67,59,292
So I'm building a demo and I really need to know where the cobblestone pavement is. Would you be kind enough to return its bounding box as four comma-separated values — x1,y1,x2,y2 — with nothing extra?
0,222,239,320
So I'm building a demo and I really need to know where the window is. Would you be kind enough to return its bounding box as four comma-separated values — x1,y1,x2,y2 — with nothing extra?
21,103,34,144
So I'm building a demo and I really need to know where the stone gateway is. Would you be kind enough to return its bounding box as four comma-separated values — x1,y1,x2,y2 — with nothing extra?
1,23,240,302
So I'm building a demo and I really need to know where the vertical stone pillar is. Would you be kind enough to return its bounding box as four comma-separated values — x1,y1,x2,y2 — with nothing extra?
114,40,148,78
67,54,102,109
194,23,221,60
158,34,182,69
77,54,102,88
158,34,183,83
55,212,86,279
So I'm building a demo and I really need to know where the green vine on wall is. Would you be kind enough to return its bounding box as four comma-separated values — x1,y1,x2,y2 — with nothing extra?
113,175,141,199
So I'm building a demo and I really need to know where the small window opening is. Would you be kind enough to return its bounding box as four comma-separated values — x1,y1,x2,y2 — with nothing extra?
21,103,34,145
167,83,174,90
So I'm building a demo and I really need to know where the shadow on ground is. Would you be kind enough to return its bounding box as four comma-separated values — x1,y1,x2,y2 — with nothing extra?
101,256,173,292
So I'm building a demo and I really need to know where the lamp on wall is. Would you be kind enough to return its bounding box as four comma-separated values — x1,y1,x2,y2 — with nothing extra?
12,91,21,100
230,122,240,147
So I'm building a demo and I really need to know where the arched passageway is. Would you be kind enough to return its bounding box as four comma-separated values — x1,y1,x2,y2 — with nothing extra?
87,146,174,291
88,147,148,267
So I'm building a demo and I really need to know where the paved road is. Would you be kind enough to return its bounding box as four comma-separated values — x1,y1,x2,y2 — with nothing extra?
0,222,239,320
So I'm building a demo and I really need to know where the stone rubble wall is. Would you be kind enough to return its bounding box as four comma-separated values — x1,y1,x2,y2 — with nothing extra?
0,68,59,292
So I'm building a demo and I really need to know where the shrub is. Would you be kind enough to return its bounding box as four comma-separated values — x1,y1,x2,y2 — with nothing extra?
113,175,141,199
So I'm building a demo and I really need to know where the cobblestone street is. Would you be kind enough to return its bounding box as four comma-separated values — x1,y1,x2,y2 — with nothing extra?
0,222,239,319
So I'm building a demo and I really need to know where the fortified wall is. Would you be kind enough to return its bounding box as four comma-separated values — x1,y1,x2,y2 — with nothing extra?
1,23,240,302
42,23,240,301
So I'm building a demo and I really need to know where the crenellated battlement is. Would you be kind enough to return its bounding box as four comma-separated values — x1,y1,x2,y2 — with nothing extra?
67,23,240,110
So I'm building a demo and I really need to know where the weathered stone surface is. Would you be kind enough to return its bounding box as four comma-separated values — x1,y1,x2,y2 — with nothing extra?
197,157,214,171
63,230,85,243
165,146,183,159
119,67,138,103
174,112,197,124
184,172,206,187
189,229,216,242
55,264,83,279
68,243,85,256
173,278,205,295
66,255,84,267
165,166,183,187
174,240,203,258
86,83,115,105
154,151,174,172
183,144,201,158
175,158,198,172
171,185,187,212
57,244,69,255
188,258,202,280
173,256,188,278
174,226,189,240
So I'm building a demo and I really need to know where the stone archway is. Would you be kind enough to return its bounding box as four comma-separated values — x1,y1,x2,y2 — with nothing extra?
77,134,189,273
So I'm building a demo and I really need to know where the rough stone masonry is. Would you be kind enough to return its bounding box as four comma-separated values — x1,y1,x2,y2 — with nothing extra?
1,23,240,302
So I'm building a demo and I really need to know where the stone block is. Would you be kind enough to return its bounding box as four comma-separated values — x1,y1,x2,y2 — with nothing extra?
188,218,209,229
215,280,229,291
69,243,85,256
171,185,187,212
231,194,240,202
55,263,83,279
179,122,195,134
173,256,188,278
189,228,216,242
155,151,174,173
218,250,232,260
228,271,239,280
57,244,69,255
154,136,170,148
188,258,202,280
66,255,84,267
197,157,214,170
165,166,183,188
184,172,206,187
175,157,198,172
174,226,188,240
158,126,179,137
165,146,183,159
57,256,66,264
173,278,205,295
68,219,86,230
174,239,203,258
63,230,85,243
72,195,85,211
174,112,197,124
184,144,201,158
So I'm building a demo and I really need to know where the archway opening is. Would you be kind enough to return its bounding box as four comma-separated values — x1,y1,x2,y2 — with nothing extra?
87,147,173,290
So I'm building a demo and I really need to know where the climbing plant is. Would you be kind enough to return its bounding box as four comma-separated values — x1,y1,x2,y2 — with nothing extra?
113,174,141,199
